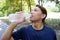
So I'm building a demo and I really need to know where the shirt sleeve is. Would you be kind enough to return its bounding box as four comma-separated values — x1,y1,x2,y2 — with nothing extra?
12,27,25,40
54,34,57,40
54,30,57,40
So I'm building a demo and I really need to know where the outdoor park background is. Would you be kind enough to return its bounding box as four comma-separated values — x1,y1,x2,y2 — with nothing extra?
0,0,60,40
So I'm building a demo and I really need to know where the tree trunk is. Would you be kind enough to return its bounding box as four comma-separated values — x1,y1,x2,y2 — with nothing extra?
41,0,43,6
56,0,59,4
21,0,22,11
29,0,31,12
38,0,40,5
27,0,31,12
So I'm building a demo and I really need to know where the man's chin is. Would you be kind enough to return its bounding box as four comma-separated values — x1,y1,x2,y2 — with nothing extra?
30,19,36,22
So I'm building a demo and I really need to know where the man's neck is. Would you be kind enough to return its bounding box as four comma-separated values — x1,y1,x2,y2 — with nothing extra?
32,21,44,30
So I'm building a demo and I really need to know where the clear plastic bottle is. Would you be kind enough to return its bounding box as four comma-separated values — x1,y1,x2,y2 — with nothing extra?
8,12,31,22
23,12,31,19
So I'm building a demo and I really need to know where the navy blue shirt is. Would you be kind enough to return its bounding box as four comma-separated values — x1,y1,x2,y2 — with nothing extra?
12,25,57,40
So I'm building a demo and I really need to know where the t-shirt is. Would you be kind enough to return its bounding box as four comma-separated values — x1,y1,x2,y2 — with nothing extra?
12,25,57,40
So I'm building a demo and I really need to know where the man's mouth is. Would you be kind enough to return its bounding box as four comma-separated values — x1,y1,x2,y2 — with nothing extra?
30,14,33,18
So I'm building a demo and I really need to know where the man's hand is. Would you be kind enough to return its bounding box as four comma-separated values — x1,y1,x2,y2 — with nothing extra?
12,11,26,25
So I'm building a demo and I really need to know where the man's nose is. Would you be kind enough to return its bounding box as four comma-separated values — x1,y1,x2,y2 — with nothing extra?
31,11,34,14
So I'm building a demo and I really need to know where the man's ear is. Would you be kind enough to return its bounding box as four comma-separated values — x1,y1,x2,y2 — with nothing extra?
42,14,46,19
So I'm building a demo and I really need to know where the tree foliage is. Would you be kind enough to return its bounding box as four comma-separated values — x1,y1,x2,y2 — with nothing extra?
0,0,60,17
0,0,35,17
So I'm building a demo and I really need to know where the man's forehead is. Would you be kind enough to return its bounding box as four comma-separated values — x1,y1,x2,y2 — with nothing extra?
31,7,40,10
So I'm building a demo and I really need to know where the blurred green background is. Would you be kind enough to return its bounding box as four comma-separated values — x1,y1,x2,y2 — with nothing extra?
0,0,60,17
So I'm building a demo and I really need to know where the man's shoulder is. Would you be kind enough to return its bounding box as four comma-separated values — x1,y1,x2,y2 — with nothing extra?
44,26,56,33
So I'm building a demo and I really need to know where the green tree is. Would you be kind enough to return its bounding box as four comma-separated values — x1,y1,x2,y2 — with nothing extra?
0,0,35,17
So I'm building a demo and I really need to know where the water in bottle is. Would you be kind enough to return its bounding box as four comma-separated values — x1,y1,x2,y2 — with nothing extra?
8,12,31,22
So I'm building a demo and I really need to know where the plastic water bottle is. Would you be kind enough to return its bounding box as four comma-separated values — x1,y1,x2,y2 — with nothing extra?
23,12,31,19
8,12,31,22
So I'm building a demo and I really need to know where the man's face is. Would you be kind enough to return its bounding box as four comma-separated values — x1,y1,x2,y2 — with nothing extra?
30,7,45,22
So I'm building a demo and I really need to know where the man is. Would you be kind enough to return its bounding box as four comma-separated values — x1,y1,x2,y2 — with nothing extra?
2,5,57,40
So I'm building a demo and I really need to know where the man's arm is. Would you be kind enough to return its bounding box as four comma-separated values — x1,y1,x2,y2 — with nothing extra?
2,23,18,40
10,37,14,40
2,12,25,40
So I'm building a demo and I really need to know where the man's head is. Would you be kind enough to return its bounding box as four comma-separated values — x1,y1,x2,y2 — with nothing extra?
30,5,47,23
